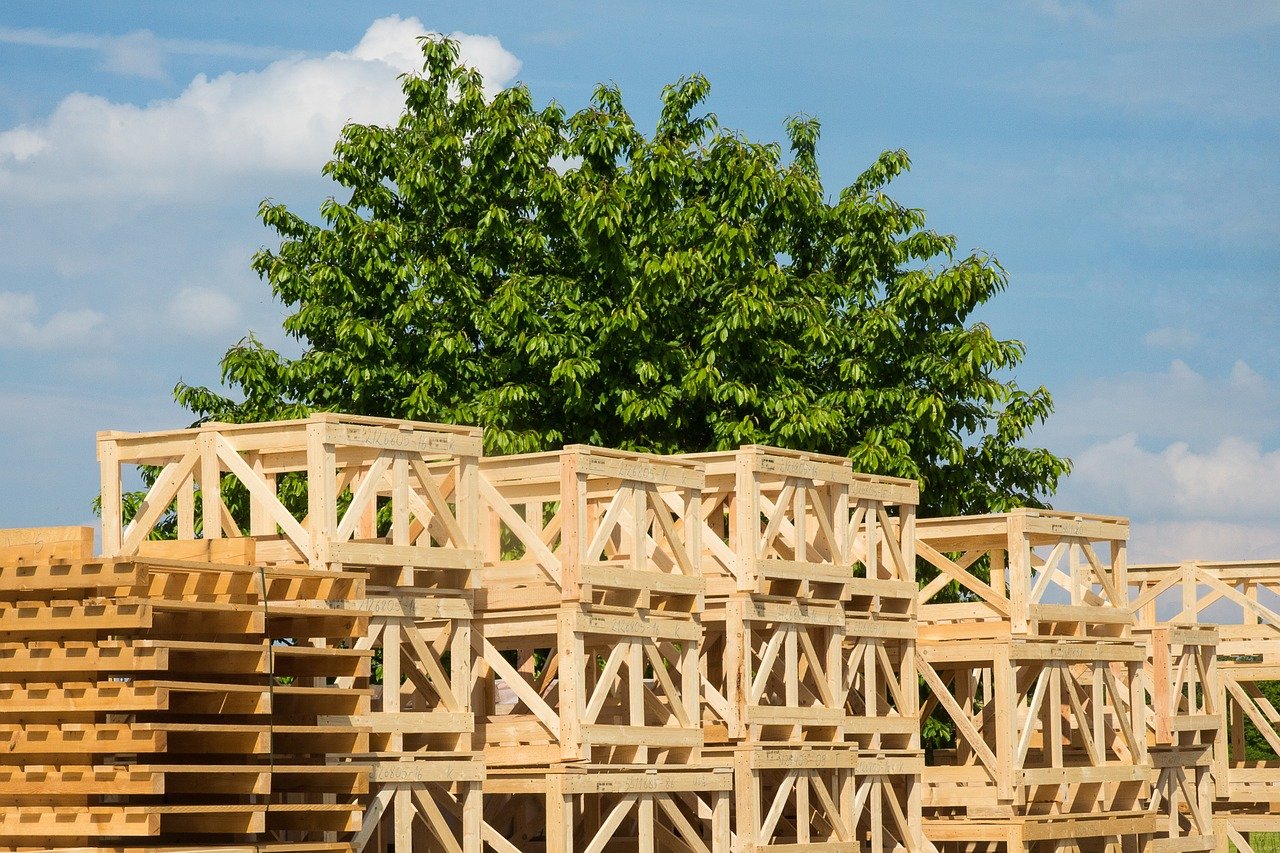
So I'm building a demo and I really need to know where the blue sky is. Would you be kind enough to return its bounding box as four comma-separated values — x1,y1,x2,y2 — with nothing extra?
1,2,1277,560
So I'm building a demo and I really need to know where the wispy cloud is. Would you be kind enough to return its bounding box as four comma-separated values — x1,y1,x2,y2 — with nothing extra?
1026,0,1280,41
0,291,106,350
0,25,293,80
1143,327,1199,350
1041,360,1279,448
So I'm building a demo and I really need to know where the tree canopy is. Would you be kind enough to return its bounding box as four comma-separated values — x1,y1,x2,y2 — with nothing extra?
177,37,1069,516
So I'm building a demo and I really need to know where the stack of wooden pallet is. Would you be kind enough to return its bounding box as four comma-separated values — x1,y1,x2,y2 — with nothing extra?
472,446,731,851
98,414,486,853
689,446,925,850
0,526,369,852
1130,559,1273,852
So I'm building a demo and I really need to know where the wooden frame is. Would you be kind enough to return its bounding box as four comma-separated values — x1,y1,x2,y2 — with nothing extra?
472,446,706,770
1129,560,1280,847
711,746,931,852
918,510,1130,636
683,447,927,850
96,414,485,853
98,413,482,576
916,511,1157,851
1,413,1257,851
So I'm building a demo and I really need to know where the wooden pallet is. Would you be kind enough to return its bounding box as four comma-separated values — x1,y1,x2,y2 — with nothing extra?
0,532,371,851
97,413,483,577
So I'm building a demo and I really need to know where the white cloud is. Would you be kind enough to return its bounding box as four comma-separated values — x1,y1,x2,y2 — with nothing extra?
98,30,168,80
1040,359,1280,448
164,287,243,338
1044,359,1280,561
1055,433,1280,562
1067,434,1280,522
1130,521,1280,564
0,291,106,349
0,17,522,201
1143,326,1199,349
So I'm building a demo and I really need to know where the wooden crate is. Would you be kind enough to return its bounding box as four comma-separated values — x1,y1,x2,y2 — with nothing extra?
473,447,705,769
1128,560,1280,853
916,511,1152,834
97,413,483,578
686,447,920,747
679,447,926,849
697,745,928,851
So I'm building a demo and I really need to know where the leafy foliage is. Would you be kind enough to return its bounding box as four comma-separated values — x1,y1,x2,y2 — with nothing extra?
177,36,1069,521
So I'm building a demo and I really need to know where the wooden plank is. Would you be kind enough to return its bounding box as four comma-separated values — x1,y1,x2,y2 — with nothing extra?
330,541,480,570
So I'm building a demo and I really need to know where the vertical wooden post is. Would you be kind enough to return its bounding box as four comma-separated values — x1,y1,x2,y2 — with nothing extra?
560,452,583,602
457,448,480,555
97,435,122,555
870,772,883,850
1153,627,1172,743
176,473,195,541
994,645,1016,802
461,781,482,853
248,452,271,536
735,749,757,850
864,500,879,582
735,452,757,592
712,782,731,853
307,420,334,568
1008,514,1031,635
558,615,584,761
1181,562,1197,621
899,502,917,587
545,772,570,853
1111,536,1128,610
727,597,746,741
198,431,221,540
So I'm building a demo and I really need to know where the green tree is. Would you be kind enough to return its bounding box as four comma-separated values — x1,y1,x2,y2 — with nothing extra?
177,36,1069,518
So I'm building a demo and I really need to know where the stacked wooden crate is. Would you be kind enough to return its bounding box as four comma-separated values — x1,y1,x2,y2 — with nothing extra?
0,410,1252,852
472,446,731,851
1129,559,1274,852
98,414,484,853
687,446,925,850
915,510,1157,851
0,526,369,852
